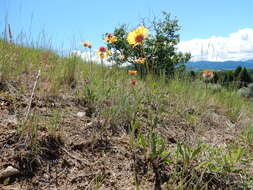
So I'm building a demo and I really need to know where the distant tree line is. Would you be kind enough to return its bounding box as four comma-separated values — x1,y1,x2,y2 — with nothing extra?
187,66,253,88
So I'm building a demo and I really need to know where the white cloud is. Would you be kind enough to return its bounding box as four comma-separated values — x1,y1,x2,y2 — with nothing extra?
178,28,253,62
71,50,113,66
71,49,132,67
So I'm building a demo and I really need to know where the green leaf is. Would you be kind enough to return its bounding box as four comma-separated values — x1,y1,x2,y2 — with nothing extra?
3,178,10,185
191,145,204,160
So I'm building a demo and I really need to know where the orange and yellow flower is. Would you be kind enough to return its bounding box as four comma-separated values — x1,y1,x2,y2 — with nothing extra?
135,57,146,64
105,33,118,44
82,41,92,48
202,71,214,80
128,70,137,76
127,25,148,47
97,46,110,59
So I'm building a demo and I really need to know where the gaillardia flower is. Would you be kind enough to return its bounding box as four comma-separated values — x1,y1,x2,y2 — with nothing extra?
99,46,107,52
82,41,92,48
128,70,137,76
105,33,118,44
202,71,214,80
131,79,137,85
135,57,146,64
97,46,110,59
127,25,148,47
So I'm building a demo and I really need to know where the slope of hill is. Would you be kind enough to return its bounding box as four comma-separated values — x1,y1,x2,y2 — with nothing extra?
1,39,253,189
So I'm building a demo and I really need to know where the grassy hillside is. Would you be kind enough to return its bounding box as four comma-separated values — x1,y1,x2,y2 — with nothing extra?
1,39,253,190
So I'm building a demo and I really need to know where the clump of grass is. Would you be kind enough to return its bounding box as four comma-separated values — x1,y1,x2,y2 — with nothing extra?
18,113,41,153
46,109,62,134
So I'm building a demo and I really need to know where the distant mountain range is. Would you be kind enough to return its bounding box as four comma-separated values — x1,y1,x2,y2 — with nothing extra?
186,59,253,70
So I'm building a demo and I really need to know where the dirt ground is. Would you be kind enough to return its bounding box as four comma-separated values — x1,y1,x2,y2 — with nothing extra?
0,79,248,190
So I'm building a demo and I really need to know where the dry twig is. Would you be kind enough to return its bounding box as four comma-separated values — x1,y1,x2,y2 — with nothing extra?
23,69,41,124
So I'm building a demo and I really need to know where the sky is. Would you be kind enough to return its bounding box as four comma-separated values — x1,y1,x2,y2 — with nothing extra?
1,0,253,61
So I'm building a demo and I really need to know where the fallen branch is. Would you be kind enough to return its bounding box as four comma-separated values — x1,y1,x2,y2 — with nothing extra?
23,69,41,124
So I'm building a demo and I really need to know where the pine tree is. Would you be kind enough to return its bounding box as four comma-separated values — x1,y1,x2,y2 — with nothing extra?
234,66,242,79
211,72,218,83
188,70,196,80
238,67,252,87
226,71,234,83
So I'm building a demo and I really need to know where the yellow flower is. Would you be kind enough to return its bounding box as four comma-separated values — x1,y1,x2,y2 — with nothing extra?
82,41,92,48
105,34,118,44
127,25,148,47
97,46,110,59
128,70,137,76
119,55,125,61
135,57,146,64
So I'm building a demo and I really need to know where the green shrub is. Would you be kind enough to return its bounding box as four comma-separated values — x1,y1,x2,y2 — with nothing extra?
105,12,190,77
238,83,253,98
238,68,252,87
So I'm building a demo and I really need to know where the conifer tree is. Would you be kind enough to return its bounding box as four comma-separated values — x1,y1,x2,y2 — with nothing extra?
234,66,242,79
238,67,252,87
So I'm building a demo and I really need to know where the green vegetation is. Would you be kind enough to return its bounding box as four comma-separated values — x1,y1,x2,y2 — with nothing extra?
238,83,253,98
1,31,253,189
105,12,191,77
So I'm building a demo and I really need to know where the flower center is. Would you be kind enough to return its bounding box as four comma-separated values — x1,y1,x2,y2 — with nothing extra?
135,34,144,43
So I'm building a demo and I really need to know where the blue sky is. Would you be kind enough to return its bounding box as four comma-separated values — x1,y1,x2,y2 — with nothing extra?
1,0,253,61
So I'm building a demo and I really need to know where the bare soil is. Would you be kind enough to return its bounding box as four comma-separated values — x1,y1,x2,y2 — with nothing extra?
0,78,248,190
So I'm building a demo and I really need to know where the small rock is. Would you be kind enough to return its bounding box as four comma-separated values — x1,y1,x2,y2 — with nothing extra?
226,120,235,128
77,112,86,117
85,122,93,127
40,107,47,112
6,115,18,125
0,110,18,126
43,174,50,179
0,166,20,179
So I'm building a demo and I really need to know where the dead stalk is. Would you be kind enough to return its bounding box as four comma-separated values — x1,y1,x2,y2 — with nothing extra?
23,69,41,124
